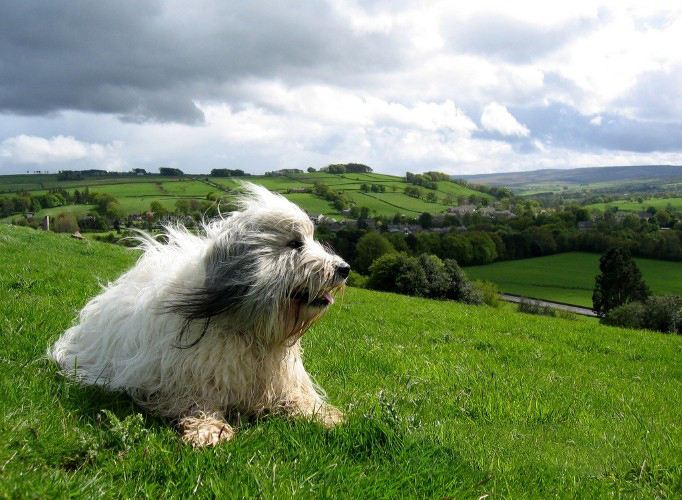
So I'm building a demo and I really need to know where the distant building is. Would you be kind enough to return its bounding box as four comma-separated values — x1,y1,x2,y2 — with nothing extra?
477,206,496,217
447,204,476,216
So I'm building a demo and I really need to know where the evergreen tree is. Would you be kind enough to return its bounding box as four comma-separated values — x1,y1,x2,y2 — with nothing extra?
592,247,650,317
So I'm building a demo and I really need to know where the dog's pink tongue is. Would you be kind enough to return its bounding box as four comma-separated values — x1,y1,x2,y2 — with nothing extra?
324,292,335,304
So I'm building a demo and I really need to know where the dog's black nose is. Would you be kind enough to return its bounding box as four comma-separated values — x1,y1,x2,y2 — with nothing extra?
336,263,350,278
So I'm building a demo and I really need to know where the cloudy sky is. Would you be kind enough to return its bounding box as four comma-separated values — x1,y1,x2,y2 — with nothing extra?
1,0,682,175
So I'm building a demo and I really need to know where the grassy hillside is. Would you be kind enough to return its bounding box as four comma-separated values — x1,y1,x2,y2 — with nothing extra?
1,226,681,497
586,197,682,212
466,252,682,306
1,172,489,220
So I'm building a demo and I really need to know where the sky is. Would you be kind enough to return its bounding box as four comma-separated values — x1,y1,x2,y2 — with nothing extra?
1,0,682,176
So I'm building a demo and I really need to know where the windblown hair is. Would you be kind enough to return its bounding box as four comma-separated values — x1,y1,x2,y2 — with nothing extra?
49,183,348,420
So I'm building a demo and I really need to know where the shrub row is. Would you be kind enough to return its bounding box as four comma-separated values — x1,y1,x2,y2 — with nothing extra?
604,296,682,334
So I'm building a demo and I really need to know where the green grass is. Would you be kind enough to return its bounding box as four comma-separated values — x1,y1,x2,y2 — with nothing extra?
159,180,217,197
1,172,492,220
281,193,342,217
586,197,682,212
0,204,99,223
466,252,682,307
1,226,682,497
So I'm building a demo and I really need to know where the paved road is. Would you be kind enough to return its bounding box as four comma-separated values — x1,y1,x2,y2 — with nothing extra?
500,294,598,317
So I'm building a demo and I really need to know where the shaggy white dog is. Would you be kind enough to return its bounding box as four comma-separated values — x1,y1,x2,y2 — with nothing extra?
49,183,349,446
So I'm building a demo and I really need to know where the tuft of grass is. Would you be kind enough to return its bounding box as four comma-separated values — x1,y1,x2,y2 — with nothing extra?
517,298,557,317
1,225,682,497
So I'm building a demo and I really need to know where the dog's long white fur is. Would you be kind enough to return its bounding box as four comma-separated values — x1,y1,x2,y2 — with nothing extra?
49,183,347,423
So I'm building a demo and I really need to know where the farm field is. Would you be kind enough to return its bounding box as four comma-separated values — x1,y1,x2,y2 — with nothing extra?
1,171,490,220
1,225,682,497
466,251,682,307
280,193,339,217
586,196,682,212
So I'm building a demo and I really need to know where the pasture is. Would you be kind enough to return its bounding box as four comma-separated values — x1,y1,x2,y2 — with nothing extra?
1,225,681,497
465,251,682,307
0,171,489,220
586,197,682,213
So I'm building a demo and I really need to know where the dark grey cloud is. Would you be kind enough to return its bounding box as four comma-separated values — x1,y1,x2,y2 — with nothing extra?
444,14,598,63
0,1,404,123
514,103,682,152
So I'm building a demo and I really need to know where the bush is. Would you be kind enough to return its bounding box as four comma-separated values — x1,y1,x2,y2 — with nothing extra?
93,232,119,244
603,301,646,329
555,310,578,321
52,213,79,233
443,260,482,304
517,299,556,317
603,296,682,334
346,270,367,288
642,296,682,333
367,253,482,304
473,280,500,307
367,253,411,292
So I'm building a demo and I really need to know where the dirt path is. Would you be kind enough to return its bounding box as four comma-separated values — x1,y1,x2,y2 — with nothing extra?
500,293,598,317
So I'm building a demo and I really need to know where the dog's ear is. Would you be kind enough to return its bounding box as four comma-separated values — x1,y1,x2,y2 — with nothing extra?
163,238,257,346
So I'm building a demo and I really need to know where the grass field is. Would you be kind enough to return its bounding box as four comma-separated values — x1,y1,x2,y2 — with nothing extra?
466,252,682,307
586,197,682,212
1,225,682,497
1,172,490,220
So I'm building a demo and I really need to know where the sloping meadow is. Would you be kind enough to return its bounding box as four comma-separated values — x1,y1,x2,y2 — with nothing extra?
1,225,681,497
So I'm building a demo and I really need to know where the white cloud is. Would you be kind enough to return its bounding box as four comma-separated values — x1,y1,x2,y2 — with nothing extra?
480,102,530,137
1,1,682,174
0,134,124,171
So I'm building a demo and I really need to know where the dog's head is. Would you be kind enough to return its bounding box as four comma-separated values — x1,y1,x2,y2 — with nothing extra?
168,183,349,346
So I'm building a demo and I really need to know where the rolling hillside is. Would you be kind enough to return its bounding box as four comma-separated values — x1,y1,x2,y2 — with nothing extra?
585,197,682,213
0,171,489,221
1,225,681,497
457,165,682,194
466,252,682,307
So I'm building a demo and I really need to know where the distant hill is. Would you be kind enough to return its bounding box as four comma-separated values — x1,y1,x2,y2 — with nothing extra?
0,171,490,221
456,165,682,189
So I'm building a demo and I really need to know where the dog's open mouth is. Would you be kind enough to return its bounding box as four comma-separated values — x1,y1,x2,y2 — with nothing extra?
292,289,336,307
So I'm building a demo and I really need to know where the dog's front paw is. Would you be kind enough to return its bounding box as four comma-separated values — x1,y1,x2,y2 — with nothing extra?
318,404,345,429
178,414,235,447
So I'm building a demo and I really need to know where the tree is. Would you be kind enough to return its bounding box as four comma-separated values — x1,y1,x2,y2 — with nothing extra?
354,232,394,274
418,212,433,229
592,247,650,317
307,167,316,173
211,169,246,177
150,200,168,218
159,167,184,176
105,201,125,221
465,232,498,265
440,233,474,264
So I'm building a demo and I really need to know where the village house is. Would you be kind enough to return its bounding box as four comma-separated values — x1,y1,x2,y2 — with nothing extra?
446,204,477,216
